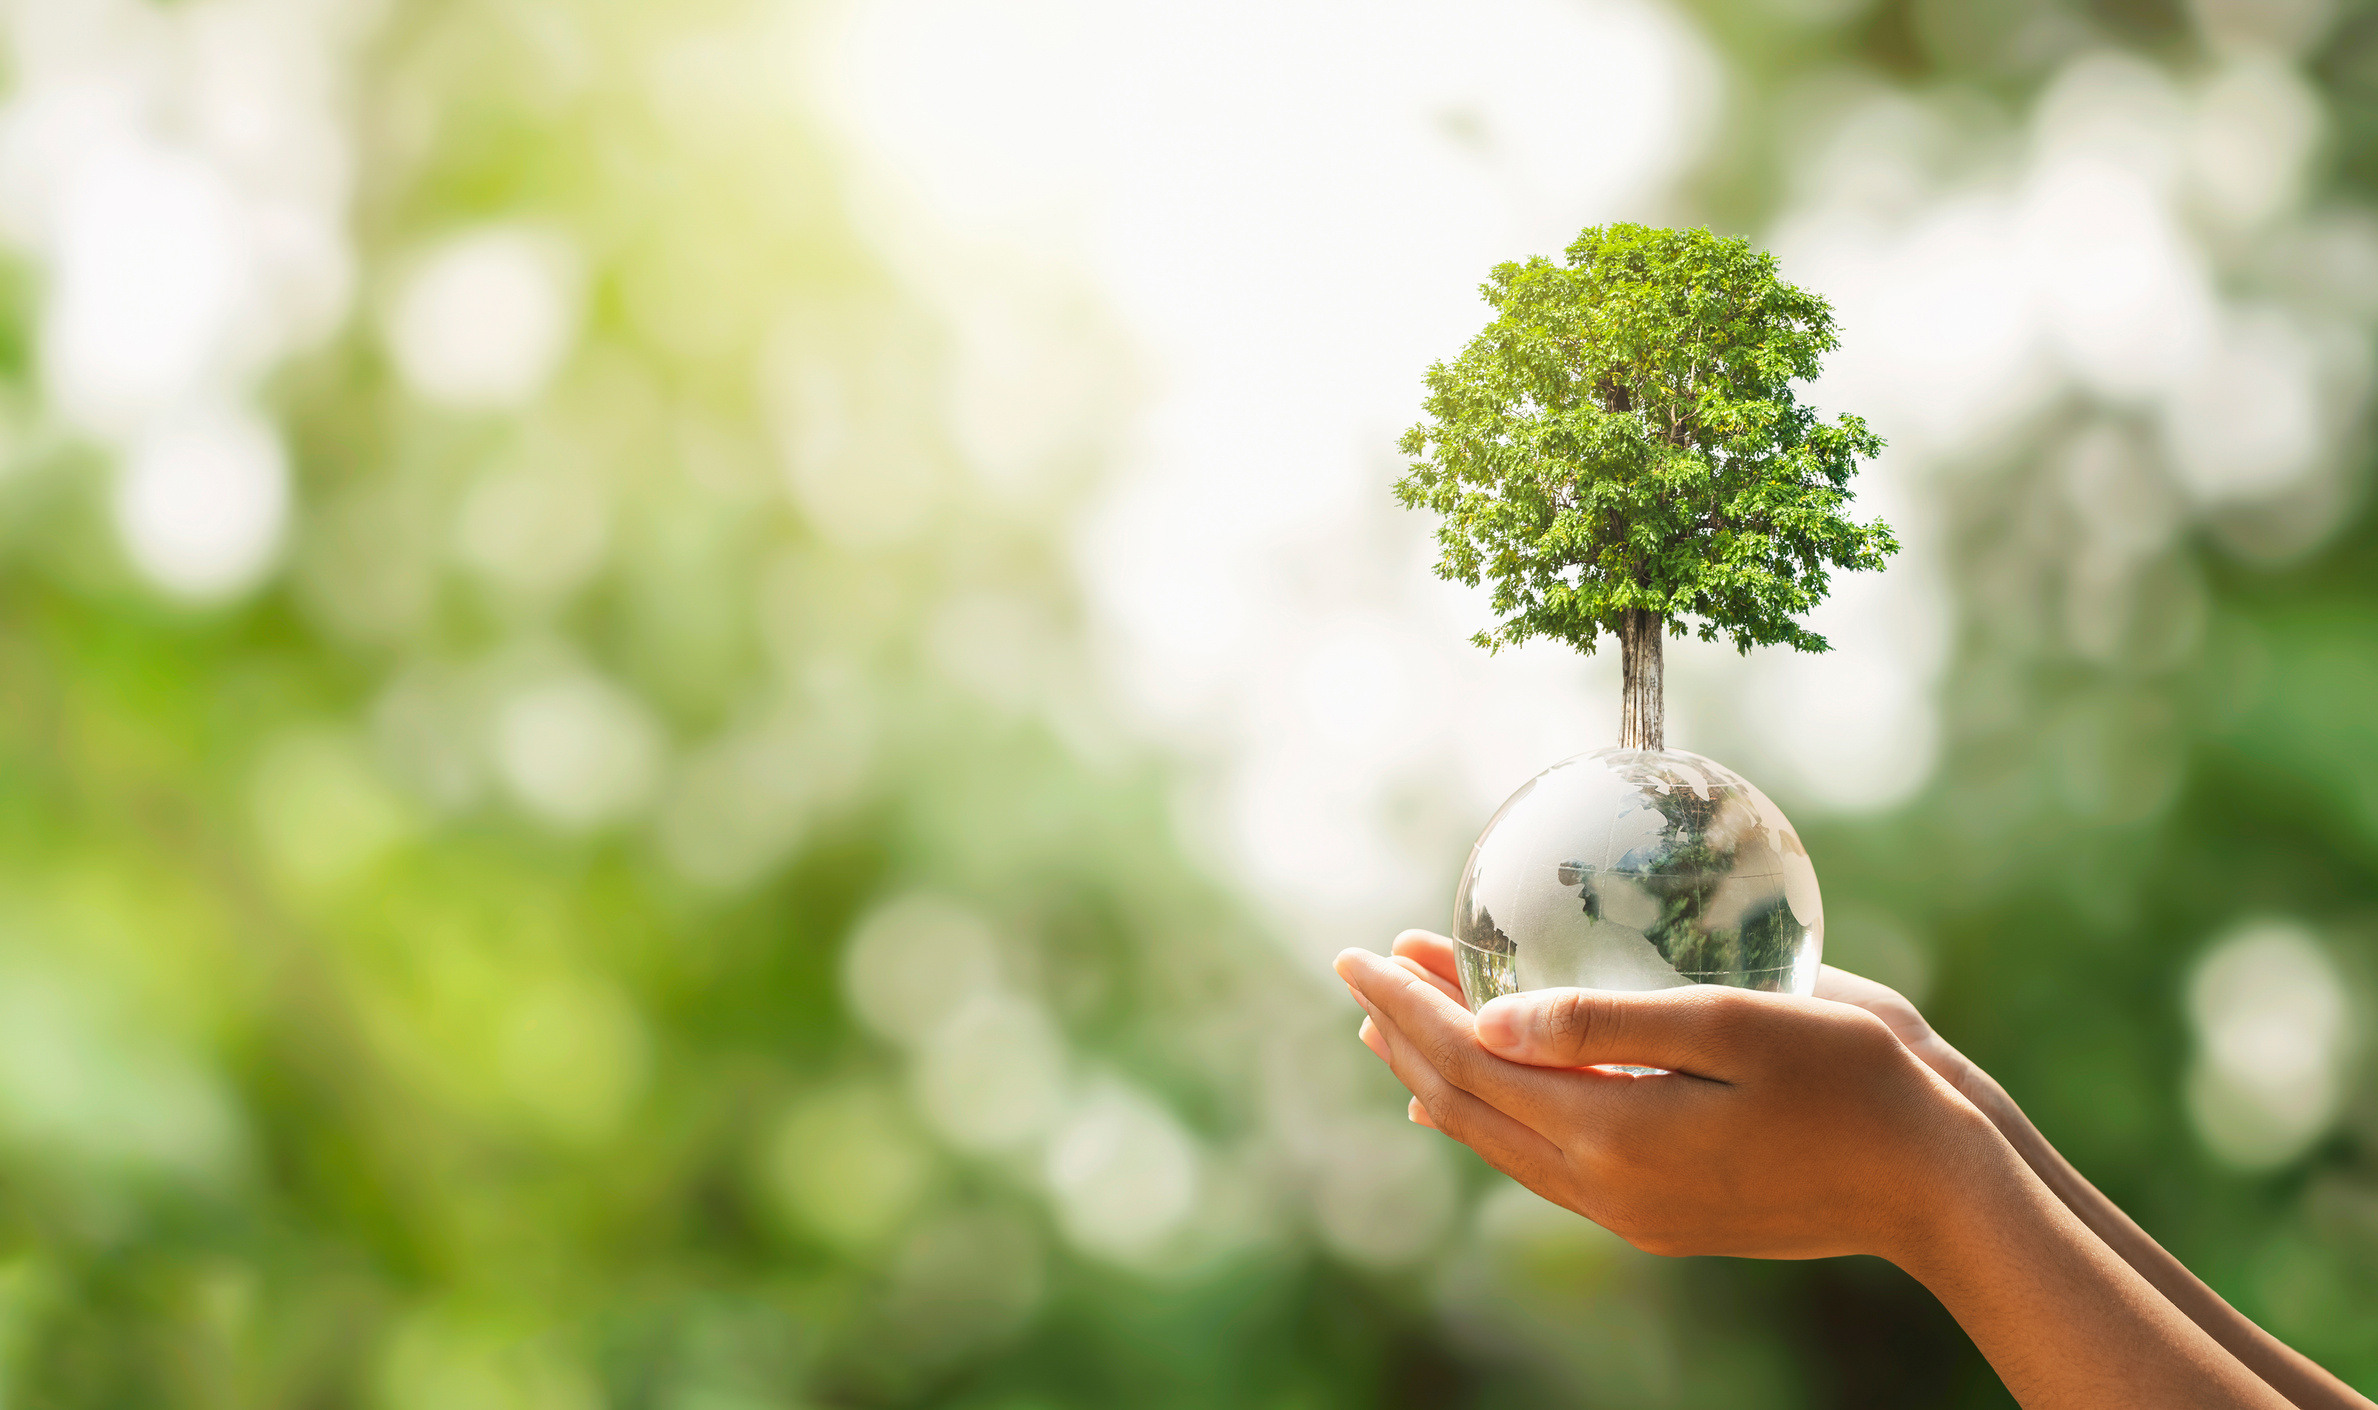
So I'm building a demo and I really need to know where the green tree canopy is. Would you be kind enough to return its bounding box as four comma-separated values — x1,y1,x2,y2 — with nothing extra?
1395,223,1897,676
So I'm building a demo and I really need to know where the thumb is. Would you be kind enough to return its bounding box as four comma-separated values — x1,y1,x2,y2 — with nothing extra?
1473,986,1727,1072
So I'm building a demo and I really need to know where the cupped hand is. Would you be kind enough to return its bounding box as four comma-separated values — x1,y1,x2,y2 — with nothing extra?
1340,933,2005,1264
1364,934,2346,1409
1387,930,1993,1113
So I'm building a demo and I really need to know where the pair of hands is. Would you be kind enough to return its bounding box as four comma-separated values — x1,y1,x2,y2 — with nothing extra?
1341,932,2375,1409
1337,930,2004,1267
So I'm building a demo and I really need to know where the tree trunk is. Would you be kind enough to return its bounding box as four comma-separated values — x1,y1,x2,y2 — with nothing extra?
1619,609,1664,752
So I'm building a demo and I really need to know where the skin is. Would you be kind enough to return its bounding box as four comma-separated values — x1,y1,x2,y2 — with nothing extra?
1334,931,2367,1410
1810,963,2372,1410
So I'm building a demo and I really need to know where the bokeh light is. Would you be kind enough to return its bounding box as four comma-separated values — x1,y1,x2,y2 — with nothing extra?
2187,920,2354,1171
386,227,582,412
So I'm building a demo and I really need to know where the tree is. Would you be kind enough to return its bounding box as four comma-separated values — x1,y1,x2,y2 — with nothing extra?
1395,223,1897,750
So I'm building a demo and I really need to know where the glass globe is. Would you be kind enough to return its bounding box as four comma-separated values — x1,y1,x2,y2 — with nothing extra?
1453,747,1823,1009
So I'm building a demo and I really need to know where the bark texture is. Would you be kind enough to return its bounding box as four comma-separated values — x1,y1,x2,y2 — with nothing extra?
1619,609,1664,752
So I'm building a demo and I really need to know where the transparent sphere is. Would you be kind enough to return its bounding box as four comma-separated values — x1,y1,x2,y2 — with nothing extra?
1453,747,1823,1009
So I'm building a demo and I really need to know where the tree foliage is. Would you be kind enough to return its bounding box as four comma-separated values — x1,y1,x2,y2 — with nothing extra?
1396,223,1898,657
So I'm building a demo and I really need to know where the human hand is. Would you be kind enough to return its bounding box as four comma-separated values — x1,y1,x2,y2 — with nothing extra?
1812,963,1992,1107
1338,937,2007,1264
1358,933,2329,1408
1385,930,1997,1117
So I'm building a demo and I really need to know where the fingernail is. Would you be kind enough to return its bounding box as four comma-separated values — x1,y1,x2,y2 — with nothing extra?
1474,995,1525,1053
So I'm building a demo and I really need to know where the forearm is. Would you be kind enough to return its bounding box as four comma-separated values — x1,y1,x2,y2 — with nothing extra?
1960,1074,2374,1410
1897,1125,2293,1410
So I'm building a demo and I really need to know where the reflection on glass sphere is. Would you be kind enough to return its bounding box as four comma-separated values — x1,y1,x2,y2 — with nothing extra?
1453,747,1822,1009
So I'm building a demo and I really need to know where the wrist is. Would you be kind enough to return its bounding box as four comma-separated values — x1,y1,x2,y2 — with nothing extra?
1954,1070,2089,1206
1875,1099,2044,1284
1953,1064,2022,1132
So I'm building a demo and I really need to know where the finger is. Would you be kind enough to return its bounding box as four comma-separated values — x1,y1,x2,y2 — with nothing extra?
1814,964,1906,1011
1815,966,1934,1043
1393,954,1463,1005
1391,930,1465,1001
1339,946,1492,1049
1359,1016,1387,1063
1339,949,1651,1131
1471,984,1742,1076
1814,967,1981,1094
1407,1096,1438,1129
1351,983,1565,1178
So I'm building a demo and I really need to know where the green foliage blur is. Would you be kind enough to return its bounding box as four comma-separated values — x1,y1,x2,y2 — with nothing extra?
1395,222,1896,660
0,1,2374,1408
0,4,1321,1406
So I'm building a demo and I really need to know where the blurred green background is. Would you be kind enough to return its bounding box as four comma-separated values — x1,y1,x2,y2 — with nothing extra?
0,0,2372,1405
